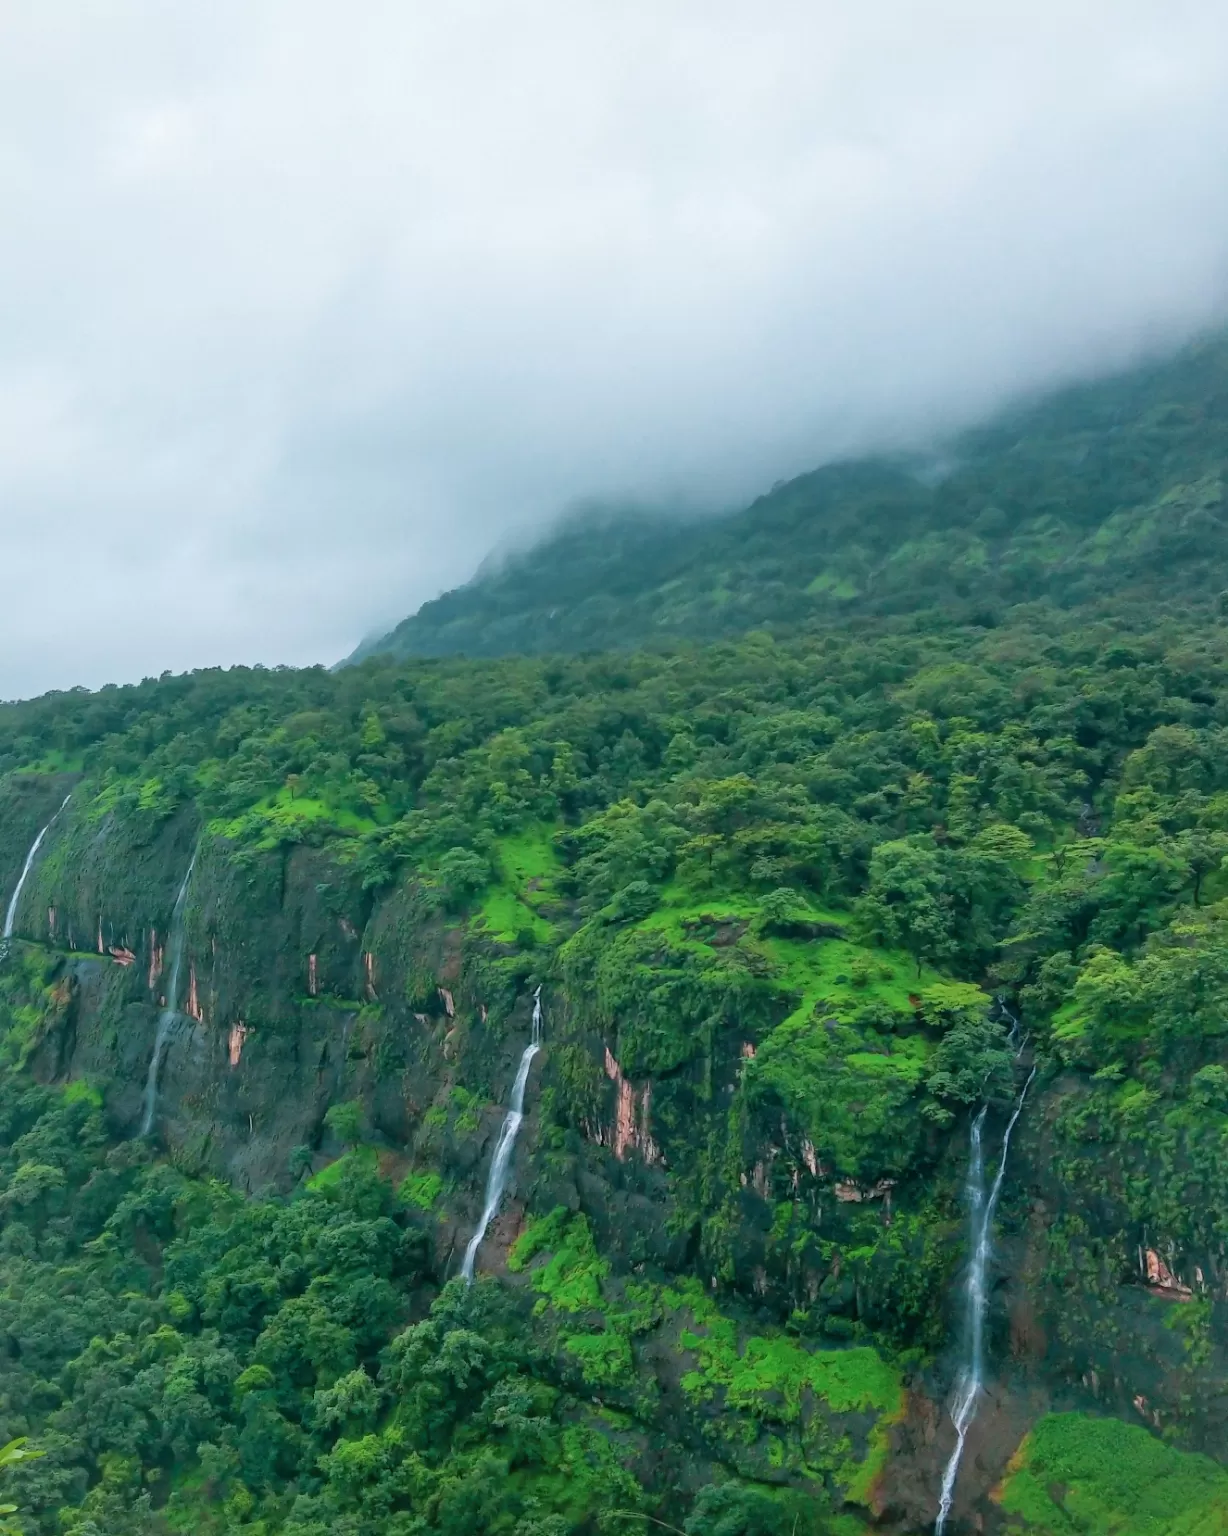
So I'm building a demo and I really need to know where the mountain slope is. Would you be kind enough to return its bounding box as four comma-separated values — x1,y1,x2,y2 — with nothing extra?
358,333,1228,660
2,335,1228,1534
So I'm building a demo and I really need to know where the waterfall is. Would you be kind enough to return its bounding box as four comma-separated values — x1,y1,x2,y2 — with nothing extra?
2,794,72,951
996,996,1028,1058
461,988,543,1282
338,1011,355,1075
139,857,196,1137
934,1065,1036,1534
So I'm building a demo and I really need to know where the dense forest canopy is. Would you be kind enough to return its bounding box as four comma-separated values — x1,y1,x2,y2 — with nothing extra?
356,332,1228,663
0,338,1227,1533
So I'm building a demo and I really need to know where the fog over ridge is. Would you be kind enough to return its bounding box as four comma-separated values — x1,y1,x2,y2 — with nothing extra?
1,2,1227,698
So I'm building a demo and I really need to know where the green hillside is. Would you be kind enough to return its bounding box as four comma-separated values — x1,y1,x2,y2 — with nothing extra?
358,333,1228,662
0,336,1226,1533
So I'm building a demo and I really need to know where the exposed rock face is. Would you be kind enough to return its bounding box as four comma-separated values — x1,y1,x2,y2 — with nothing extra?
834,1178,895,1204
603,1046,661,1164
3,793,1227,1529
1143,1247,1193,1299
228,1021,248,1066
186,963,203,1022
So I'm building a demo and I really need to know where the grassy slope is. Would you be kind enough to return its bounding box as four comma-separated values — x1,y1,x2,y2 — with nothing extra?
995,1413,1228,1534
475,825,564,942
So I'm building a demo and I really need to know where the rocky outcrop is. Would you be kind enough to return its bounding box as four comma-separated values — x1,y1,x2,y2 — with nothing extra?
602,1046,661,1164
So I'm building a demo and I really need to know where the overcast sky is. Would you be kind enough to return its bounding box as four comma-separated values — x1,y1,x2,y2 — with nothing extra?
1,2,1227,698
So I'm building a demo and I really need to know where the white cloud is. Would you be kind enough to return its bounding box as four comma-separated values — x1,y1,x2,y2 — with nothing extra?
0,1,1226,696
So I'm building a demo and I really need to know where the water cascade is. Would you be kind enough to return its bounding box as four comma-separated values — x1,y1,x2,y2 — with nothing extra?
996,996,1027,1057
139,857,196,1137
934,1065,1037,1534
338,1011,355,1075
461,988,543,1282
2,794,72,952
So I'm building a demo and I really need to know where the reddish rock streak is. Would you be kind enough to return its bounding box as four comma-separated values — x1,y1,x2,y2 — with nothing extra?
186,965,204,1023
834,1177,895,1204
603,1047,661,1164
1144,1247,1193,1299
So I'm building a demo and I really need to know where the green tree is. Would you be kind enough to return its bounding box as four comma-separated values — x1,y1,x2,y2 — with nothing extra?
855,837,955,975
324,1099,364,1147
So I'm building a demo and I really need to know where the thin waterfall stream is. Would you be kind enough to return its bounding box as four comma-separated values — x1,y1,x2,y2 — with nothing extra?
461,987,542,1282
2,793,72,953
139,856,196,1137
934,1064,1036,1534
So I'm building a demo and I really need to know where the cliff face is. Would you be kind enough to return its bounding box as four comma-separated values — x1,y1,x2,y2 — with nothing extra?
3,784,1224,1532
6,797,798,1278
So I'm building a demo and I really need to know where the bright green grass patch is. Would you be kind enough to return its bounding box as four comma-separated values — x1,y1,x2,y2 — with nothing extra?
16,751,84,775
137,776,173,813
1084,507,1161,566
744,927,947,1168
744,920,980,1171
760,930,936,1025
806,570,859,599
564,1330,634,1386
842,1393,909,1507
996,1413,1228,1534
496,825,563,891
209,786,379,848
636,881,842,947
475,825,564,942
635,882,928,1019
398,1169,443,1210
477,885,554,943
448,1084,483,1133
663,1277,903,1502
0,950,71,1064
667,1278,899,1420
511,1221,902,1506
80,777,127,821
62,1079,103,1109
509,1207,609,1314
306,1145,378,1192
515,1212,634,1386
635,882,758,943
830,1519,872,1536
626,881,946,1170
